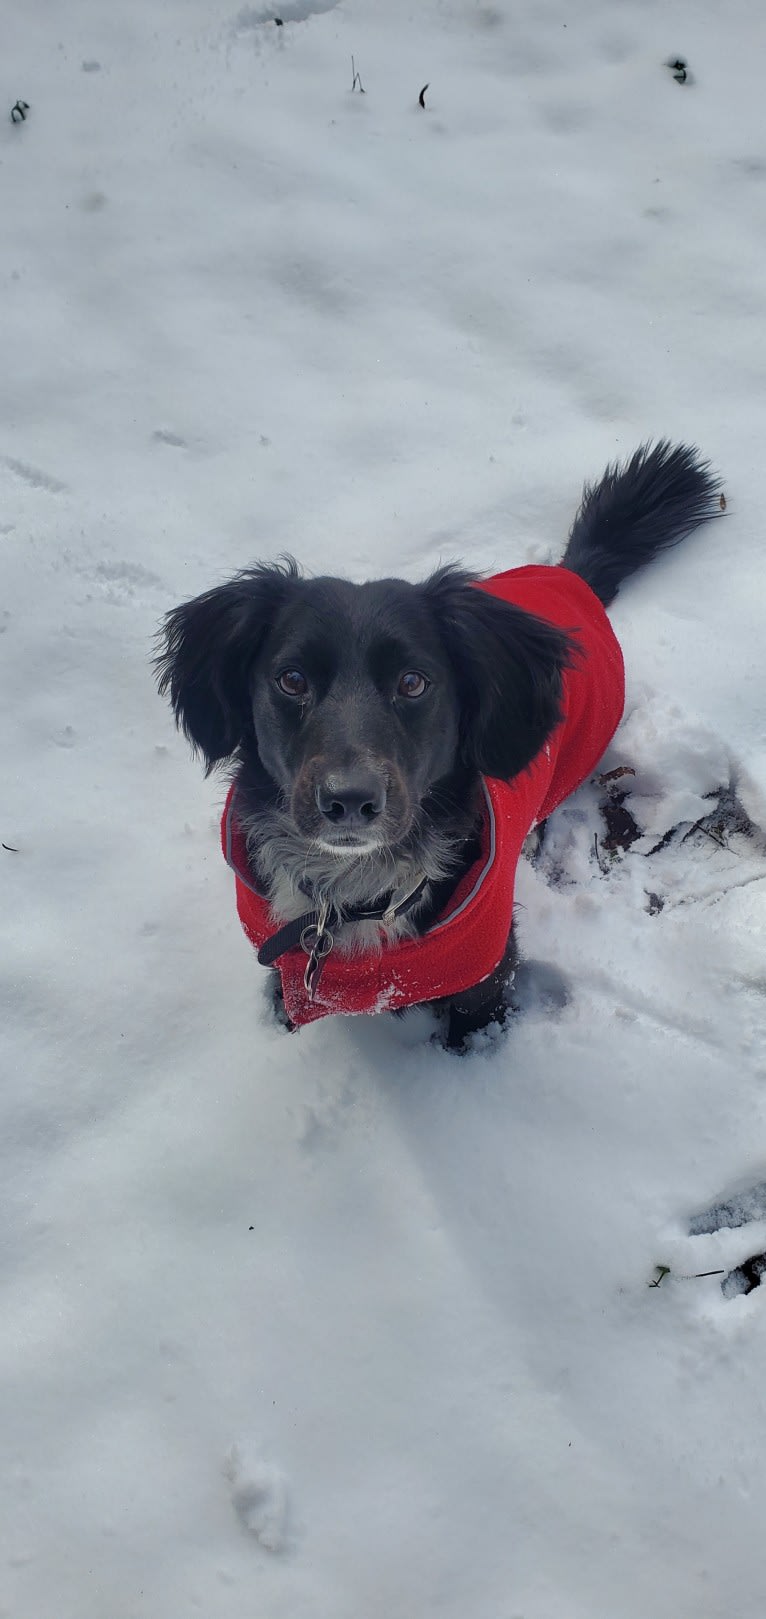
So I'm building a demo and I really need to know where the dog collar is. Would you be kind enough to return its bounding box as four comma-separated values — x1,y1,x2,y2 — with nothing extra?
257,873,430,999
257,874,430,967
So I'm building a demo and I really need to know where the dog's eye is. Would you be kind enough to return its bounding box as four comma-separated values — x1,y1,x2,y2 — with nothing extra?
397,671,429,699
276,669,308,697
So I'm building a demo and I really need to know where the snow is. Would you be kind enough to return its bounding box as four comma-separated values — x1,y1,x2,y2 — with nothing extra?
2,0,766,1614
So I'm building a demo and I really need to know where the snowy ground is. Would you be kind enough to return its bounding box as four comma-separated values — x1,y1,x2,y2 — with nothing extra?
3,1,766,1614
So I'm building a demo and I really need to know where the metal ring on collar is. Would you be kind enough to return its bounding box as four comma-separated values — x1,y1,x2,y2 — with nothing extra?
300,925,334,957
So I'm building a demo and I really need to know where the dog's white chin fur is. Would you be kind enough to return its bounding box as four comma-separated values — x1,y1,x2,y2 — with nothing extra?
240,801,468,950
315,838,384,857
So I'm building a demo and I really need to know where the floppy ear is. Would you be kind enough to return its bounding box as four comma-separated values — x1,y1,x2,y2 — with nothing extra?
155,561,298,772
425,566,576,781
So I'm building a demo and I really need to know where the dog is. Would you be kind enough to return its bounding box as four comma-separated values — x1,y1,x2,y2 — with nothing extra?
156,441,721,1049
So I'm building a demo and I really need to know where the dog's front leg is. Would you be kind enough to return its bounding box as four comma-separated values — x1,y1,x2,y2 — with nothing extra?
435,927,519,1052
269,968,296,1033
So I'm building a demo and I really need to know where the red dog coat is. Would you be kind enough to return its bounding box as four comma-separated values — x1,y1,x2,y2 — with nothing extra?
221,566,625,1026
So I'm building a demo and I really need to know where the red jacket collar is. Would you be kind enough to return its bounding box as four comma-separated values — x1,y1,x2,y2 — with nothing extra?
222,774,520,1026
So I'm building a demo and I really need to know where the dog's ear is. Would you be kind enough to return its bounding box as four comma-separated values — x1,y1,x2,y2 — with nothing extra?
155,561,298,772
425,566,576,781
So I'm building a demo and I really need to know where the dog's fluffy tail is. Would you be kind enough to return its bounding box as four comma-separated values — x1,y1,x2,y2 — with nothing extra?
560,440,723,606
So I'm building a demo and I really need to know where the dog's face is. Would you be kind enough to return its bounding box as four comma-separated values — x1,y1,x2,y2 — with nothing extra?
156,560,573,851
248,576,463,851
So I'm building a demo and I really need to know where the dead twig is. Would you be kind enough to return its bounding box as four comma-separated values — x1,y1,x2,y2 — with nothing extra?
595,765,636,786
650,1264,725,1287
682,817,727,850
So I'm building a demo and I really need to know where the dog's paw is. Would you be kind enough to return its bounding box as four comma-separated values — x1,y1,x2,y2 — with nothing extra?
273,1003,297,1034
436,1005,510,1056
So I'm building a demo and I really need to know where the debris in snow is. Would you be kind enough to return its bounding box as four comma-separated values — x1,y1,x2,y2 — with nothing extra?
10,101,30,123
599,791,641,855
649,1264,725,1287
595,765,636,787
640,785,758,859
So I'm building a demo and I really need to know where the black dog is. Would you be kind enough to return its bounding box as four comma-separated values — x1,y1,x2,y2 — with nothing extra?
156,442,721,1048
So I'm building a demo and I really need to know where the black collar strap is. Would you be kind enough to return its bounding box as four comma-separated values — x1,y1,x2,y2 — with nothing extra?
257,874,430,968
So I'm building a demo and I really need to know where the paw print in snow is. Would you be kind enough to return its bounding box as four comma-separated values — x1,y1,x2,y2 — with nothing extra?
224,1443,289,1552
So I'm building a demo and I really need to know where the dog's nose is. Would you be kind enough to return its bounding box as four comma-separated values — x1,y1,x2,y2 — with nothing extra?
315,774,386,826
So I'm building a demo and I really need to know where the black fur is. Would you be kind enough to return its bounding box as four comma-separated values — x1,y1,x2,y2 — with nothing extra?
422,566,576,783
156,441,721,1049
157,559,300,771
561,440,721,607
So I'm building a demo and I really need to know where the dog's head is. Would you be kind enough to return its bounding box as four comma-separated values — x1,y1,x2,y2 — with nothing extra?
155,561,573,852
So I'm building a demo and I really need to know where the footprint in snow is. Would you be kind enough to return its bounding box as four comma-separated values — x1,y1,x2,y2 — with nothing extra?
224,1444,290,1552
152,429,187,449
1,455,67,495
689,1179,766,1235
688,1178,766,1299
